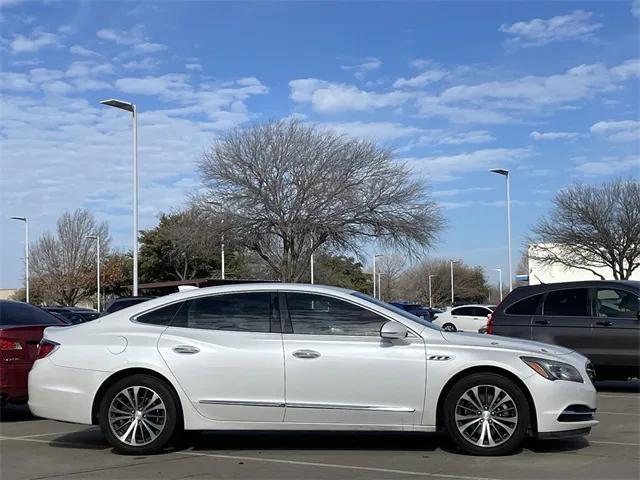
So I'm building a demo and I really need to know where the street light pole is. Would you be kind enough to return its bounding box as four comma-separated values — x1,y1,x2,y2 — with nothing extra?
220,219,225,280
493,268,503,302
101,99,138,296
86,235,101,311
10,216,28,303
310,253,314,284
372,254,383,299
377,273,382,300
450,260,455,306
428,274,436,308
490,168,513,292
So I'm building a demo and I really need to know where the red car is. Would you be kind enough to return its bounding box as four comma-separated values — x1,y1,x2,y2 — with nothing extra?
0,300,65,405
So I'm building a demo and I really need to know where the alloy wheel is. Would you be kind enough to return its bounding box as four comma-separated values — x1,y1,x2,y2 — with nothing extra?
454,384,518,448
108,386,167,447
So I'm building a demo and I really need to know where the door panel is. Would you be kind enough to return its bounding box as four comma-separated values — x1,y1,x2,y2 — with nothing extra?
590,288,640,369
531,288,594,355
283,335,425,425
159,327,285,422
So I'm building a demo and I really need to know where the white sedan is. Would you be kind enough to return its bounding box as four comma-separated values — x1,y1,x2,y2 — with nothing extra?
432,304,494,332
29,284,597,456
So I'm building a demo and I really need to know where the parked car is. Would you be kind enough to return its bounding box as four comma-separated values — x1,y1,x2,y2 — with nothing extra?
487,280,640,380
29,283,597,456
103,296,155,315
389,301,437,319
42,307,100,324
432,305,494,332
0,300,66,405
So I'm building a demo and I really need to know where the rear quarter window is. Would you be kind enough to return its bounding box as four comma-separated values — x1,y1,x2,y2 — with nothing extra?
505,294,543,315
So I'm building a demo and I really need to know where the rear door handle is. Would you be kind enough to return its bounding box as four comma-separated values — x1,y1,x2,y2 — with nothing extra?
596,321,614,327
292,349,321,359
534,320,550,325
172,345,200,354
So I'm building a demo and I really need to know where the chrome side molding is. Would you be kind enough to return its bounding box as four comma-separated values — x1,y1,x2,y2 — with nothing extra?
199,400,285,408
198,400,414,412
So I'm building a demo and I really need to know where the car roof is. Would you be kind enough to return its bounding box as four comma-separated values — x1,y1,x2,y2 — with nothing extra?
452,304,492,308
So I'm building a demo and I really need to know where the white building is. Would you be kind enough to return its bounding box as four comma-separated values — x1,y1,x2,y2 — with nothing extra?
527,244,640,285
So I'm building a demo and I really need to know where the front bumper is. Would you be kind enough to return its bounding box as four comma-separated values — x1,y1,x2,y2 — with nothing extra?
28,358,106,425
523,368,598,436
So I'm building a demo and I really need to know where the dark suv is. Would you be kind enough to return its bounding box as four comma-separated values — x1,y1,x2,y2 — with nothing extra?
487,280,639,380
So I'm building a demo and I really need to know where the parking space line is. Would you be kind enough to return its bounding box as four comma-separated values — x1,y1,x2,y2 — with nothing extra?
0,428,98,440
590,440,640,446
597,411,640,416
597,394,640,398
176,450,502,480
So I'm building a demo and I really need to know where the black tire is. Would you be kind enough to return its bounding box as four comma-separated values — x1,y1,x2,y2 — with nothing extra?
443,373,530,456
442,323,457,332
99,374,181,455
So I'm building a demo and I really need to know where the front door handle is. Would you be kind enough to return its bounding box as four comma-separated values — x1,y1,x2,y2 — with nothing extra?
534,319,550,325
596,320,614,327
173,345,200,354
292,349,321,359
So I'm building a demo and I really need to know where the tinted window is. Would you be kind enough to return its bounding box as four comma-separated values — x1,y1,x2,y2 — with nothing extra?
0,302,62,326
543,289,589,317
173,293,272,332
137,302,183,326
596,289,639,319
351,292,440,330
471,307,492,317
287,293,387,336
453,307,474,316
505,294,543,315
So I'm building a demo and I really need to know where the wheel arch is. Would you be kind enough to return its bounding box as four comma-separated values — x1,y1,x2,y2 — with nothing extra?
91,367,184,427
435,365,538,435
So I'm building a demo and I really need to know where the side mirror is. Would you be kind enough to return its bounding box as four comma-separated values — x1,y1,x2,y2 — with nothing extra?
380,320,408,339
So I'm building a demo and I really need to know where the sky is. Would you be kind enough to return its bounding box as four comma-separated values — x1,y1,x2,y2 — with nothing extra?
1,0,639,290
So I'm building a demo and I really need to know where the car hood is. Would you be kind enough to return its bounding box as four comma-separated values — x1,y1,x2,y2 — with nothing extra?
440,331,574,356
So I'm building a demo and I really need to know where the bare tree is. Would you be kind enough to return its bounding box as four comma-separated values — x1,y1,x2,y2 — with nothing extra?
530,179,640,280
376,255,407,301
30,209,110,305
397,258,489,307
196,119,445,282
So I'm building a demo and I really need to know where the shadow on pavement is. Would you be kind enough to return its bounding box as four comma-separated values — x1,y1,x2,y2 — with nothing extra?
48,428,110,451
596,380,640,393
0,405,38,423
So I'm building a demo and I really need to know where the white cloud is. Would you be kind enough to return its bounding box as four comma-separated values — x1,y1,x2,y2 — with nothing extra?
433,187,492,197
96,28,140,45
289,78,412,113
186,63,202,71
0,72,35,91
633,0,640,18
70,45,99,57
393,69,448,88
131,42,167,54
574,156,640,175
122,57,162,71
11,31,60,53
316,121,423,143
340,57,382,80
403,148,530,182
500,10,602,48
115,74,191,96
590,120,640,142
530,131,581,141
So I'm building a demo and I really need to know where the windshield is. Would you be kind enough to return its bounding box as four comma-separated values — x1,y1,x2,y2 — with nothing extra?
351,292,441,330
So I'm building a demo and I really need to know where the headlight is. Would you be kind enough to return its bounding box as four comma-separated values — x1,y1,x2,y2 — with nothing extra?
521,356,583,383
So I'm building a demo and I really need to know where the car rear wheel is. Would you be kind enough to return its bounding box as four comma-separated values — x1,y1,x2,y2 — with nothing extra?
99,374,180,455
443,373,529,456
442,323,457,332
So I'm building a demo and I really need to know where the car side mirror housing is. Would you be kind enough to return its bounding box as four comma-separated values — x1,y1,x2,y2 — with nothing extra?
380,321,408,339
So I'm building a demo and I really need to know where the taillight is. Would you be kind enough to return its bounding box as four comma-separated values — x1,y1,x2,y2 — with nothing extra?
486,312,494,334
0,339,23,350
36,340,59,359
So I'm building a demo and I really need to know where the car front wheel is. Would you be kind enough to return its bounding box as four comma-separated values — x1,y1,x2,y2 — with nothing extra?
442,323,457,332
443,373,530,456
99,374,180,455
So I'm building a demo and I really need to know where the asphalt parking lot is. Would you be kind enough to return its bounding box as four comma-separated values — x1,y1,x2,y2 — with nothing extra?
1,381,638,480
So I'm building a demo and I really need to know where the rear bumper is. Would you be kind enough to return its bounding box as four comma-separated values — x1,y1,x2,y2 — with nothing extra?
0,362,33,403
28,358,106,425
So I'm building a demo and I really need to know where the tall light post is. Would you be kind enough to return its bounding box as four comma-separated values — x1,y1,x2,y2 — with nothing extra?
10,216,29,303
490,168,513,292
372,254,384,299
493,268,503,302
310,253,314,284
377,273,382,300
428,274,436,308
450,260,459,306
86,235,101,311
220,219,225,280
101,99,138,296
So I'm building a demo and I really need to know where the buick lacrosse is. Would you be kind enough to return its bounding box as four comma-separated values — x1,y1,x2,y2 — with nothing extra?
28,284,597,455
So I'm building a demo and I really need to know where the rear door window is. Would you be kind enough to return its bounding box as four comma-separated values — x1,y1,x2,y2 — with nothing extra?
137,302,184,326
505,294,543,315
543,289,590,317
453,307,473,316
